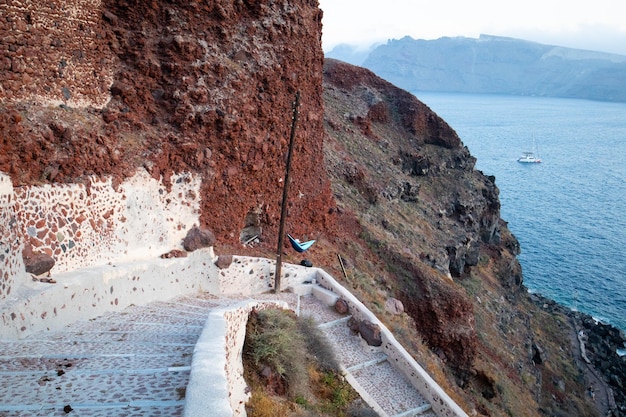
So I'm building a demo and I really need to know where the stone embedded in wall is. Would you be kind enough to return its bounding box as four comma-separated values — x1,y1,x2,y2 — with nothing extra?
215,255,233,269
182,226,216,252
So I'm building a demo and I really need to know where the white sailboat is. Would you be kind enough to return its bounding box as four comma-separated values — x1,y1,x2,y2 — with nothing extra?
517,151,542,163
518,138,542,163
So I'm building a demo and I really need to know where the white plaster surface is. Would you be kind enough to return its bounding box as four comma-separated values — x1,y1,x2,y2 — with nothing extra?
0,173,27,299
217,256,316,295
13,169,201,273
0,169,202,302
0,248,218,339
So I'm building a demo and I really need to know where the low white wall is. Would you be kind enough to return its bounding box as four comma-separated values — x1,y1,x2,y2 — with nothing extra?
314,269,469,417
184,299,289,417
0,248,219,339
217,256,317,295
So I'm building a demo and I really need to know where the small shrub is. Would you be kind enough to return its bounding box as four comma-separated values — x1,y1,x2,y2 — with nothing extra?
245,308,309,397
246,392,288,417
244,308,361,417
298,315,340,372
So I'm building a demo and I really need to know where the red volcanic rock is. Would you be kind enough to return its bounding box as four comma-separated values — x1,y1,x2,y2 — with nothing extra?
399,258,477,378
384,297,404,315
214,255,233,269
182,227,216,252
323,59,461,149
0,0,337,249
23,252,55,276
334,298,349,314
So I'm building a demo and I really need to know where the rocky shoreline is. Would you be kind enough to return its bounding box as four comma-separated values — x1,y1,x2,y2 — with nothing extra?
530,293,625,416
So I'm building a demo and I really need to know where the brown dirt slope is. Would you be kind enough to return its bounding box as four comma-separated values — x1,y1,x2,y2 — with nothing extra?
321,58,604,417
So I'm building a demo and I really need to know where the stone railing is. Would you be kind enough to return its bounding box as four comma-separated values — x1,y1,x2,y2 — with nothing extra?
184,299,289,417
205,256,467,417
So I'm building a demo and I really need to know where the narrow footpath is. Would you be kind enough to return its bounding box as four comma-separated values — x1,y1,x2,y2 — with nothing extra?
0,294,223,416
0,288,437,417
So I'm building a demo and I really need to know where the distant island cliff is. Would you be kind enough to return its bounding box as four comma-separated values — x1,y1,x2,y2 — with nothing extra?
327,34,626,102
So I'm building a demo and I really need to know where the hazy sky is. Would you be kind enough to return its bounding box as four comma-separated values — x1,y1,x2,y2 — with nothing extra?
318,0,626,55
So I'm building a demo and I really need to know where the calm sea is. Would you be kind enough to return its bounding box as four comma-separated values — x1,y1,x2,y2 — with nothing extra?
416,92,626,332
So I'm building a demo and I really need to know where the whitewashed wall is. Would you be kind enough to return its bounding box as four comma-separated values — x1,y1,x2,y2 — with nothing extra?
0,169,208,338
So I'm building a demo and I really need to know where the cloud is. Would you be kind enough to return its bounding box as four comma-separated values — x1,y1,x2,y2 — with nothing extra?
319,0,626,56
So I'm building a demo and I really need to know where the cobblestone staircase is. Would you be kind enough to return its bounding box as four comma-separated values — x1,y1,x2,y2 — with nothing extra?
0,289,437,417
296,293,436,417
0,294,223,416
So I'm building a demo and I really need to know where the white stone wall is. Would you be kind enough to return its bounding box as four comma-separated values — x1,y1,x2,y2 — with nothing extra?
0,168,205,335
314,269,468,417
0,248,219,339
7,169,201,275
185,299,289,417
0,173,27,299
217,256,317,295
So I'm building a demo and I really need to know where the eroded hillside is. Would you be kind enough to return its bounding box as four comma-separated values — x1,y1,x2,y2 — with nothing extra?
321,59,603,417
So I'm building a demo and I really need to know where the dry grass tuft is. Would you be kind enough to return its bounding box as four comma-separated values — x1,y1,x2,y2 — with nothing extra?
243,308,368,417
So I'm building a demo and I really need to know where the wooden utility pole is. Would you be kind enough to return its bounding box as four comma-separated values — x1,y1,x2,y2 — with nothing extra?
275,91,300,293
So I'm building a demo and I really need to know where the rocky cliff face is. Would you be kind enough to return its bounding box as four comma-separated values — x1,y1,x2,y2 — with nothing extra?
362,35,626,103
1,0,336,247
1,2,620,417
321,59,615,417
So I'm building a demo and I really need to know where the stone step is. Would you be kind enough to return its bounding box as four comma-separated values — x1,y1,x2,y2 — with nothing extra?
297,292,433,417
0,369,190,406
0,290,440,417
0,340,195,357
350,360,431,417
65,320,204,334
34,330,201,344
0,295,214,417
0,401,185,416
0,354,193,373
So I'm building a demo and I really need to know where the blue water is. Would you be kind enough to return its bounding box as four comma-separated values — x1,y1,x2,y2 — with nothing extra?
416,92,626,332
